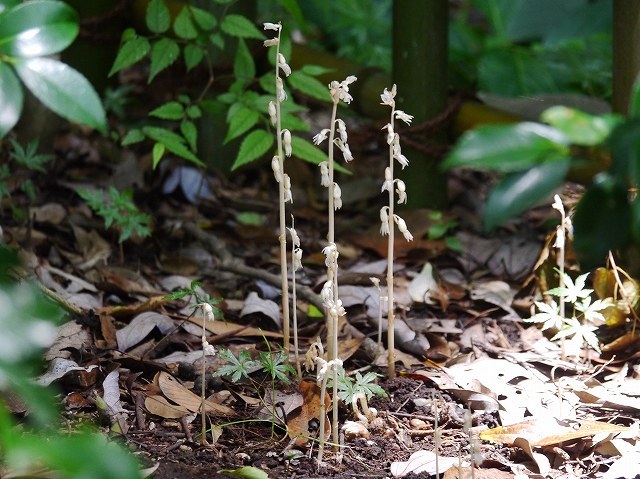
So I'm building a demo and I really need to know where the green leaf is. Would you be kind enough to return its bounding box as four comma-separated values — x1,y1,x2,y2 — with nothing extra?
232,129,273,169
483,157,570,231
277,0,305,26
149,101,184,120
224,107,259,144
442,122,569,172
573,176,631,270
209,32,224,50
148,37,179,83
186,105,201,119
180,120,198,151
142,126,203,166
0,1,20,15
183,43,204,71
189,6,216,30
109,34,150,77
0,63,23,138
14,58,106,134
630,73,640,118
220,14,265,39
290,136,350,174
541,106,620,146
146,0,170,33
152,142,165,168
300,64,334,76
233,38,255,80
121,128,144,145
287,71,330,102
0,1,78,58
173,6,197,40
280,112,309,132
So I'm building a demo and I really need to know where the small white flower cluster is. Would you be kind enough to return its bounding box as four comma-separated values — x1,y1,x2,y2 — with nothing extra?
552,194,573,249
264,22,294,205
313,76,357,211
379,85,414,243
315,356,343,384
288,222,303,272
200,302,216,356
320,243,345,321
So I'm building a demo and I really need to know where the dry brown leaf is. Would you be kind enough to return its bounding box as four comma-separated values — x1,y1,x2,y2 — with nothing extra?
98,266,164,296
156,371,236,417
480,417,630,447
144,394,190,419
443,466,514,479
286,380,331,446
186,315,283,338
99,296,171,318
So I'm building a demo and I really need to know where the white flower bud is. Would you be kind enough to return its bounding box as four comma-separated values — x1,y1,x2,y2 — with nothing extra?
293,247,303,271
319,161,330,187
263,38,279,47
282,129,292,157
333,182,343,210
322,243,339,268
202,340,216,356
396,153,409,169
263,22,281,31
201,302,215,321
340,142,353,162
283,173,292,203
268,101,277,125
395,179,407,204
381,167,393,192
383,123,394,145
553,227,565,249
395,110,413,125
394,214,413,241
277,53,291,77
271,155,282,182
288,225,300,247
380,206,390,236
336,119,348,143
320,280,334,307
276,77,287,102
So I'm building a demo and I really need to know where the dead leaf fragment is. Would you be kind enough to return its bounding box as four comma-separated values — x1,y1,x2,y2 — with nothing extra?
156,371,235,417
390,450,459,477
286,380,331,446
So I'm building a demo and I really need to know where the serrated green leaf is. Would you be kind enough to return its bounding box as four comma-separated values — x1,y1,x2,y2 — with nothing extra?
442,123,570,172
180,120,198,151
146,0,170,33
186,105,201,119
149,101,184,120
541,106,620,146
189,6,216,30
109,36,150,77
209,32,224,50
121,128,144,146
220,14,265,39
224,107,259,144
258,73,276,95
233,38,255,80
232,129,273,169
280,112,309,132
143,126,203,166
148,37,179,83
0,63,23,138
173,6,197,39
0,1,78,58
14,58,106,134
278,0,304,26
289,136,350,174
287,71,329,102
300,64,334,77
483,157,570,231
183,43,204,71
152,142,165,168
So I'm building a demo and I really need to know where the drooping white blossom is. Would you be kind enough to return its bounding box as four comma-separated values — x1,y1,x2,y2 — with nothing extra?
336,119,348,143
271,155,281,182
395,110,413,125
395,179,407,204
313,129,331,145
380,84,396,107
283,129,292,157
268,101,277,125
263,22,281,31
383,124,394,145
283,173,292,203
329,75,357,104
292,247,303,271
277,53,291,77
381,167,393,192
319,161,330,187
394,214,413,241
380,206,390,236
276,77,287,102
263,38,279,47
333,182,343,210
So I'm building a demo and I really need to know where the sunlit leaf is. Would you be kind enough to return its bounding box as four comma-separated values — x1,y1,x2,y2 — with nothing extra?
541,106,620,146
0,62,23,138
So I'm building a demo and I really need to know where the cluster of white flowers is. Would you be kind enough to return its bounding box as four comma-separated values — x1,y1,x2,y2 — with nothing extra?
200,303,216,356
552,194,573,249
288,223,303,272
315,356,343,384
379,85,414,243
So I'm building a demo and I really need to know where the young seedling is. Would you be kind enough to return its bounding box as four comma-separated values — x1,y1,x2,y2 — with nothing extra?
379,84,414,378
164,281,222,444
264,21,294,358
313,74,357,450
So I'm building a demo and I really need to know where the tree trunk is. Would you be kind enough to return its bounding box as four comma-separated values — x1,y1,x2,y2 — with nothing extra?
392,0,449,209
613,0,640,114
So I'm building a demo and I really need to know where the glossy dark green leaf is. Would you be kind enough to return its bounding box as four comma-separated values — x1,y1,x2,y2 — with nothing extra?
0,62,23,138
232,129,273,170
149,101,184,120
0,0,20,15
183,43,204,71
541,106,620,146
0,0,78,57
14,58,106,133
189,6,216,30
109,35,150,77
233,38,255,80
442,122,569,172
224,107,259,144
573,176,631,270
608,118,640,185
483,157,570,231
174,6,197,40
287,71,330,102
220,14,265,39
148,37,179,83
146,0,170,33
142,125,203,166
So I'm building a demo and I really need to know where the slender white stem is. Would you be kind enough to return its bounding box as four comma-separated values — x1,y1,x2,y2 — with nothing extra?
386,107,396,379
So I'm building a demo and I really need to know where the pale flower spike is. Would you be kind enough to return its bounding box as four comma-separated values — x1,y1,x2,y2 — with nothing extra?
329,75,357,104
288,226,300,247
